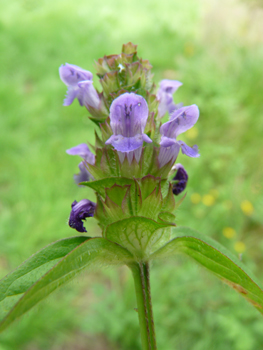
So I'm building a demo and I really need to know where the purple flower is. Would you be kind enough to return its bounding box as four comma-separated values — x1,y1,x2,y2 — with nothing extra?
74,162,91,184
66,143,95,184
69,199,96,232
77,81,100,109
172,164,188,195
66,143,95,163
157,79,183,118
105,93,152,163
158,105,199,168
59,63,100,108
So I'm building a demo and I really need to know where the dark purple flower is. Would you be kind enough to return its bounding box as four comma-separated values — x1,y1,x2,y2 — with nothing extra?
157,79,183,118
105,93,152,163
158,105,200,168
172,164,188,195
66,143,95,184
68,199,96,232
59,63,100,108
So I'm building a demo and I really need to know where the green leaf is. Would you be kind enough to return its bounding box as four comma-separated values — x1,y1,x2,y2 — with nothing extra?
0,236,89,317
0,237,133,332
151,227,263,314
106,216,172,259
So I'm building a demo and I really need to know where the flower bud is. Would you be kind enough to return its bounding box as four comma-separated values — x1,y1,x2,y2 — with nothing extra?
69,199,96,232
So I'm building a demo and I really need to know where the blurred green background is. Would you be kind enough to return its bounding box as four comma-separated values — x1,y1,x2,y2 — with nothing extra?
1,0,263,349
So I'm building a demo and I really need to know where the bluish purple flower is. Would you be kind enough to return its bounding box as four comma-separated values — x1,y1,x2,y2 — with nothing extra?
69,199,96,232
172,164,188,195
105,93,152,163
59,63,100,108
158,105,199,168
157,79,183,118
66,143,95,163
66,143,95,184
74,162,91,184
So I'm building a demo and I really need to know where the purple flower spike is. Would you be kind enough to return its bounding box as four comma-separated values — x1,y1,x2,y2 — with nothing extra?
69,199,96,232
105,93,152,161
59,63,98,107
158,105,200,168
172,164,188,195
157,79,183,118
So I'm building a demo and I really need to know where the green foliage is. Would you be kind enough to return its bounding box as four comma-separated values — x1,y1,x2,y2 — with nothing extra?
151,227,263,314
0,236,89,321
2,226,263,339
0,237,133,332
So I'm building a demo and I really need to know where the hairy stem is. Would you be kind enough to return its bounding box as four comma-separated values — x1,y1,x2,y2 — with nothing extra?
129,261,157,350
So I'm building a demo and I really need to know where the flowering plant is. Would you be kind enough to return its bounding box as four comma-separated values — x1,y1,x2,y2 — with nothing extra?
1,43,263,349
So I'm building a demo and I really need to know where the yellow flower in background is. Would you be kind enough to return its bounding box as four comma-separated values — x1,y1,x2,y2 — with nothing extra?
185,126,198,140
241,200,254,216
223,227,236,239
234,241,246,253
202,194,215,206
191,193,201,204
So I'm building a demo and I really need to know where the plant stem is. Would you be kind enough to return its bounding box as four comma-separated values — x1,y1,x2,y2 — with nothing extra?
129,261,157,350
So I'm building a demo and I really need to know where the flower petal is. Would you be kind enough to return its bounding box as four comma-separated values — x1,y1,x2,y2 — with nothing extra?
59,63,93,86
66,143,95,164
106,134,150,152
106,93,152,154
158,143,180,168
109,93,149,137
178,141,200,157
172,164,188,195
77,81,100,109
159,80,183,94
142,134,152,143
68,199,96,232
74,162,92,185
160,105,199,139
159,136,177,148
157,79,183,118
63,87,78,106
59,64,93,106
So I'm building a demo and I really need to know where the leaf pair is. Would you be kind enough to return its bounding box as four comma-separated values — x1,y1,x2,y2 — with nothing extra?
1,227,263,332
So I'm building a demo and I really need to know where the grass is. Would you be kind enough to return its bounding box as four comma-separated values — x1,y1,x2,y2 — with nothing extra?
0,0,263,349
